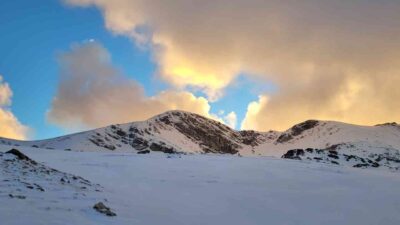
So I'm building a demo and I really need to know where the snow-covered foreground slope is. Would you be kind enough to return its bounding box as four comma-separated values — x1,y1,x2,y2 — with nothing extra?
1,146,400,225
1,110,400,170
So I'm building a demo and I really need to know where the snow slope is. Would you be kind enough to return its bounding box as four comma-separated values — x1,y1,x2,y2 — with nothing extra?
0,110,279,154
1,110,399,170
1,146,400,225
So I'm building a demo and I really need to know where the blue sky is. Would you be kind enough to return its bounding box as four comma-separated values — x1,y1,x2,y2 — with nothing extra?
0,0,263,139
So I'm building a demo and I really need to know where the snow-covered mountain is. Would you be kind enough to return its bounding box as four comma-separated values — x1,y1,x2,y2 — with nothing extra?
1,110,400,170
1,113,400,224
0,110,278,154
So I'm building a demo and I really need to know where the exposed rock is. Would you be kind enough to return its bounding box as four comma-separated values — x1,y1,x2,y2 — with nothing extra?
239,130,263,146
131,138,148,150
375,122,399,127
9,194,26,199
6,149,37,165
89,138,116,151
276,120,319,143
137,150,150,154
280,145,399,169
353,163,370,168
93,202,116,217
149,143,175,154
282,149,305,160
156,111,241,154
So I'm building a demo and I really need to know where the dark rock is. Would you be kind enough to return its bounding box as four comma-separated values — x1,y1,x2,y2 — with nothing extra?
239,130,262,146
6,149,37,165
137,150,150,154
89,138,116,151
116,130,127,137
282,149,305,160
370,162,380,167
131,138,148,150
306,148,314,153
93,202,116,217
35,184,45,192
328,150,338,155
328,154,339,159
276,120,319,143
149,143,175,154
353,163,369,168
316,149,324,154
375,122,399,127
9,194,26,199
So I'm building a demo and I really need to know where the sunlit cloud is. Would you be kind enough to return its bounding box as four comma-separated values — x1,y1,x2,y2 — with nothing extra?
47,42,234,129
0,76,29,140
224,111,237,129
66,0,400,130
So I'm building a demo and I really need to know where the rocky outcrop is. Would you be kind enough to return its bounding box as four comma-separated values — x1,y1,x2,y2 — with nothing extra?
6,149,37,164
1,149,101,196
281,149,305,160
93,202,116,217
276,120,319,143
281,144,400,170
154,111,241,154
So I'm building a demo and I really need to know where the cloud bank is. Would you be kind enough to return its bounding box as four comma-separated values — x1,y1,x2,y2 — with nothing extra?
0,76,28,139
48,42,235,129
65,0,400,131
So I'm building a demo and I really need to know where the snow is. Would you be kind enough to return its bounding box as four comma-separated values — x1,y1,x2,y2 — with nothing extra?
248,120,400,157
1,145,400,225
1,111,399,165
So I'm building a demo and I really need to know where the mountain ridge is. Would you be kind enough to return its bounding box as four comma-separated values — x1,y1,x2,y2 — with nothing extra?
1,110,400,170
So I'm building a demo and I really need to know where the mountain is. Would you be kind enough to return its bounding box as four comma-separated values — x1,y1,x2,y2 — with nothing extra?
1,110,400,170
0,110,278,154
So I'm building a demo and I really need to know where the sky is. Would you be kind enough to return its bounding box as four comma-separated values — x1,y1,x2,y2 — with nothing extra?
0,0,400,140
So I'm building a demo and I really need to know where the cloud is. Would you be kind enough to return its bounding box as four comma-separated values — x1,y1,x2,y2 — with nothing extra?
66,0,400,130
48,42,230,129
241,95,268,130
0,76,28,140
224,111,237,129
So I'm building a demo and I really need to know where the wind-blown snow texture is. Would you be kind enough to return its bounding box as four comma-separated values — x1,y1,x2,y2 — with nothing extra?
1,110,400,170
1,146,400,225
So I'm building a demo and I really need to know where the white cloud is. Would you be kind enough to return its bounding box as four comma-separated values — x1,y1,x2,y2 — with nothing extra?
224,111,237,129
0,76,29,140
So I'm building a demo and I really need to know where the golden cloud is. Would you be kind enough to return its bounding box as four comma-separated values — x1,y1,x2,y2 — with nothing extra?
66,0,400,130
47,42,234,129
0,76,28,140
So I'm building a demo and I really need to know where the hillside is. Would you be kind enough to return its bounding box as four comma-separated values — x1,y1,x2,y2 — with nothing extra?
1,146,400,225
1,110,400,170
